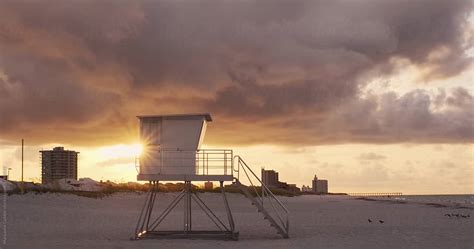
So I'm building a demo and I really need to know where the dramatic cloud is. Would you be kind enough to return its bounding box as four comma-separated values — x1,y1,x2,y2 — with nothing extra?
0,0,472,146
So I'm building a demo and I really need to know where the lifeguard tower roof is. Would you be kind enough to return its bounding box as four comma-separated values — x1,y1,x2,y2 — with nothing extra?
137,113,212,122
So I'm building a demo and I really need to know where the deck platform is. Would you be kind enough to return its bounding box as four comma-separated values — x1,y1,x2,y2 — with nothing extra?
137,174,234,182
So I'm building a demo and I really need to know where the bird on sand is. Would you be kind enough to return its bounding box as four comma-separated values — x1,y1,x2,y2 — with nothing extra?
368,219,372,223
379,220,384,223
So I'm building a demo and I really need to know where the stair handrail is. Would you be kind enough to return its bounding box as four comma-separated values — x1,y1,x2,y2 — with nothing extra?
233,156,289,233
237,157,287,228
240,161,286,228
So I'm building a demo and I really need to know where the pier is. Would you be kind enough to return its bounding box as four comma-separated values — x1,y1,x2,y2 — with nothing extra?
347,192,403,197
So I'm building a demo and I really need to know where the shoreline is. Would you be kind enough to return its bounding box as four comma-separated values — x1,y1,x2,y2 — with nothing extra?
356,196,474,211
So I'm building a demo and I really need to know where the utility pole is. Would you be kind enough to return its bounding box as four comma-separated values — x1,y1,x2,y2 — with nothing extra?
21,138,24,193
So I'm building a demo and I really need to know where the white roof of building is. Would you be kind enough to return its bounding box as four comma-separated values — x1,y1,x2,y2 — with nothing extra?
137,113,212,122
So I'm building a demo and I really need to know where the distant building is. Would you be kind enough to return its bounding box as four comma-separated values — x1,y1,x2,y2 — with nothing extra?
40,147,79,184
204,181,213,190
287,184,300,193
1,166,11,180
261,169,279,187
301,185,312,192
312,175,328,194
261,169,300,192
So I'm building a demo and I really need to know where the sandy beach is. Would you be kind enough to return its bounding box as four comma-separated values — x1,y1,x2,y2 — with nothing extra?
5,193,473,249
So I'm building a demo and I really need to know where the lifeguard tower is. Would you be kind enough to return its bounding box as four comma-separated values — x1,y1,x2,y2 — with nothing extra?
133,114,289,240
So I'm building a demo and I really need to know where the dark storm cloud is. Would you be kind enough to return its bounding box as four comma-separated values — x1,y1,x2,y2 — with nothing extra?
0,0,472,145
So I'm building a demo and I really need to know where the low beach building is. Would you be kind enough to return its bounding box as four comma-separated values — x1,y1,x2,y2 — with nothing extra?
204,181,213,190
301,185,312,192
262,169,300,192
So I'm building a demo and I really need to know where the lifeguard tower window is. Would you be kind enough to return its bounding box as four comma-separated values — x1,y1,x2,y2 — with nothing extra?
137,114,233,181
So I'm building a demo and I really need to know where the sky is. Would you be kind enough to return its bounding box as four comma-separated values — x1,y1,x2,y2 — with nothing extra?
0,0,473,194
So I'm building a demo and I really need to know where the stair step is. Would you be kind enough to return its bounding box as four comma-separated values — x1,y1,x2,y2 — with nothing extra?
235,179,289,239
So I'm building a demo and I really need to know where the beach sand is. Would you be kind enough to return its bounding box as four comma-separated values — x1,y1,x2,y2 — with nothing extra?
6,193,473,249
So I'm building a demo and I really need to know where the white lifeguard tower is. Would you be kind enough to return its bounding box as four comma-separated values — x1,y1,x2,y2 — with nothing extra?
133,114,289,240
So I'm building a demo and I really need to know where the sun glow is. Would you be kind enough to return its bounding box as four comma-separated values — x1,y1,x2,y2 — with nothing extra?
98,143,143,160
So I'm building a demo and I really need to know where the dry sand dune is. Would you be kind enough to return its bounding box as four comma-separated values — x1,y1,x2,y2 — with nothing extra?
6,193,473,249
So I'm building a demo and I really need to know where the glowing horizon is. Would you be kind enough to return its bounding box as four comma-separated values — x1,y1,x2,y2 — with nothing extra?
1,141,472,195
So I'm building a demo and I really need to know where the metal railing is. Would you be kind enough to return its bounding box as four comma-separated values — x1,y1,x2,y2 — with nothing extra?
137,149,233,176
233,156,290,235
136,149,289,237
196,149,233,176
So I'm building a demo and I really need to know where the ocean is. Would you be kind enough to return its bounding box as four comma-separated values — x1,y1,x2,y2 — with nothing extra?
393,194,474,207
